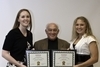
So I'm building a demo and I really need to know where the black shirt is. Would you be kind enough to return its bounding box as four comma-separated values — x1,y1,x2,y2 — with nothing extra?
2,28,33,61
48,38,58,50
48,38,58,67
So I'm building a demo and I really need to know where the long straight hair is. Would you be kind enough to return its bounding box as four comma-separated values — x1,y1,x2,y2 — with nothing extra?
13,9,32,31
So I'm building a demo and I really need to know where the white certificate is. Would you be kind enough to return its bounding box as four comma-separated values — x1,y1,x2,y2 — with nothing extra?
26,50,50,67
52,50,75,67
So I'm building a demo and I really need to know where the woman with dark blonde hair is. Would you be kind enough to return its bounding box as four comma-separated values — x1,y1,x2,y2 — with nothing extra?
2,9,33,67
70,16,99,67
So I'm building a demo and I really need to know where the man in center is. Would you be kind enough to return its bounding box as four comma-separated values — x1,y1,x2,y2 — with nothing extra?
34,22,70,50
34,22,70,67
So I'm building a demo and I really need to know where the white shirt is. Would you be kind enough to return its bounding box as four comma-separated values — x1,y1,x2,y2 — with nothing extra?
70,34,96,55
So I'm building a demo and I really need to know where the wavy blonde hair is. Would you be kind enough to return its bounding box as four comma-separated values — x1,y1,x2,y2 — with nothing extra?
71,16,96,41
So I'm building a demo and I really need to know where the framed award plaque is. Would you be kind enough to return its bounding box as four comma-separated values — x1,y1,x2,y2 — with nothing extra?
26,50,50,67
52,50,75,67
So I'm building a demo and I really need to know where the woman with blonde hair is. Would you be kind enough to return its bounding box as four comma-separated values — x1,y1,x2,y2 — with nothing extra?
70,16,99,67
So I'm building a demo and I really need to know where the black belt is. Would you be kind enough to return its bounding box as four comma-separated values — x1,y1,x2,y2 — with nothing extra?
75,54,90,64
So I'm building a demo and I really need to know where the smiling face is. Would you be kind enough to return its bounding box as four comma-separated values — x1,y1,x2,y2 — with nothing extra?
45,23,59,40
75,19,86,35
18,11,30,28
